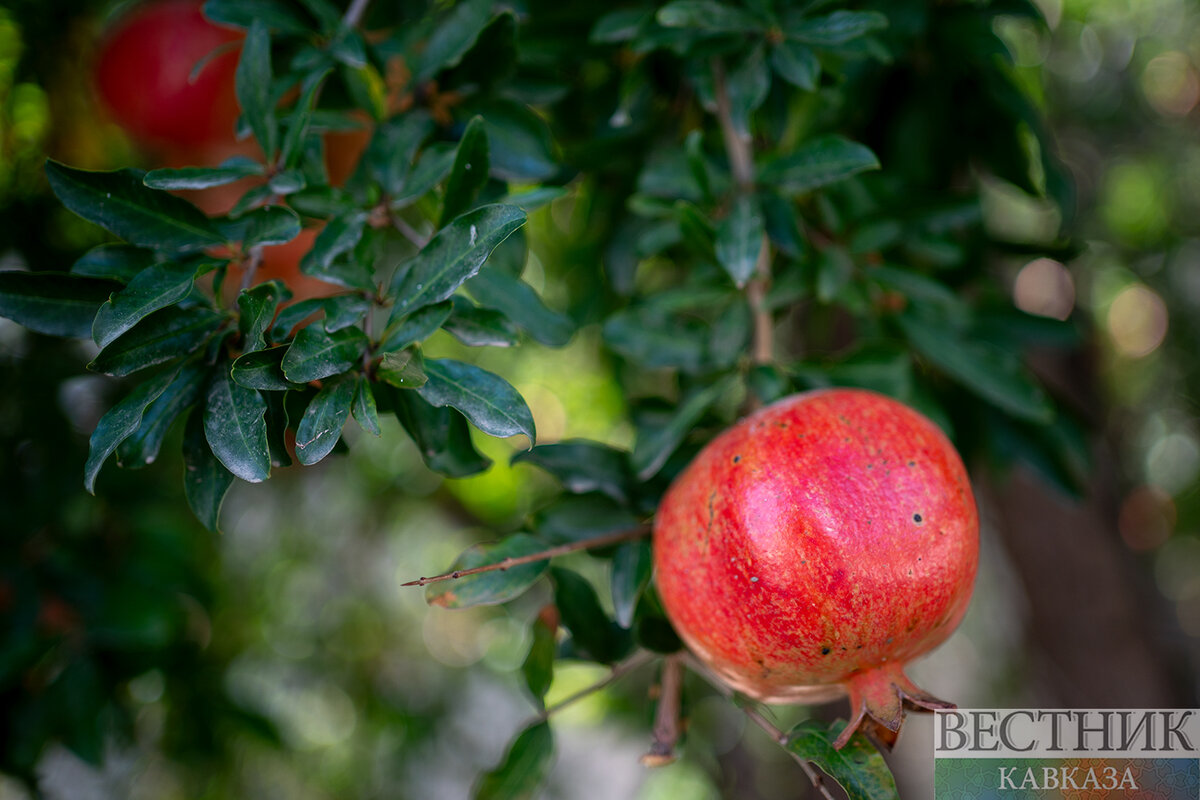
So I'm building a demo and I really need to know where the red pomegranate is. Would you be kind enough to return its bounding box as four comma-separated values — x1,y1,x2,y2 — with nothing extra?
653,388,978,749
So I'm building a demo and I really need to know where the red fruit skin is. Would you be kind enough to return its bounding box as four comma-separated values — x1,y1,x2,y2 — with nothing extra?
94,1,243,150
653,388,978,743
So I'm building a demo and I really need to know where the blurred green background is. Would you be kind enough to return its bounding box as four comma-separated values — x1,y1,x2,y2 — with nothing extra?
1,0,1198,797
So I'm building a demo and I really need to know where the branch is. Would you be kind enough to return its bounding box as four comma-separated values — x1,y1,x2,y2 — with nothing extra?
400,526,651,587
342,0,372,28
684,654,837,800
537,650,654,721
641,653,684,766
240,245,264,292
712,59,774,374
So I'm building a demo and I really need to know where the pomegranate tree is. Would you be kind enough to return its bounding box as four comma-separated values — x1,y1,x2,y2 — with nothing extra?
654,388,979,749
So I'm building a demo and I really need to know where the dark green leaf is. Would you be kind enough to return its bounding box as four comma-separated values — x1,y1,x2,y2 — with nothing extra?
71,244,155,282
591,8,652,42
321,294,369,332
603,308,707,372
83,367,179,493
352,377,380,435
466,269,573,347
236,21,277,159
868,266,965,315
240,206,302,249
264,390,292,468
656,1,766,32
269,297,325,341
363,112,435,195
295,0,341,32
299,211,368,284
380,300,452,352
204,367,271,482
476,101,557,182
426,533,550,608
281,69,331,169
786,720,899,800
282,325,368,383
117,361,208,468
183,402,235,532
389,204,526,320
443,297,519,347
771,41,820,90
143,158,264,190
825,347,913,399
728,45,770,134
816,246,855,303
390,143,455,208
898,313,1054,423
418,358,535,442
522,618,556,708
294,377,356,465
512,441,631,503
0,272,122,338
612,541,651,628
716,195,765,287
202,0,310,34
377,349,428,389
441,116,490,226
89,306,224,377
499,186,566,212
473,722,554,800
708,297,751,369
534,493,641,544
786,10,888,46
414,0,494,81
551,567,632,663
267,169,306,196
758,136,880,196
92,260,199,348
634,586,683,653
45,161,225,252
632,378,733,479
232,347,298,390
393,390,492,477
747,364,793,404
237,280,290,353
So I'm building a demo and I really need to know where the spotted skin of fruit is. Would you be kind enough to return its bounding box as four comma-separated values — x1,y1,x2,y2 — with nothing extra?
653,388,979,749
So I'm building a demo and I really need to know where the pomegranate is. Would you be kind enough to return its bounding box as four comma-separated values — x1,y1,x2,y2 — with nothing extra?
653,388,978,749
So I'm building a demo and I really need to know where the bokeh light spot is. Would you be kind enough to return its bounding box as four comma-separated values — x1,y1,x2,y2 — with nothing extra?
1142,51,1200,117
1014,257,1075,319
1106,284,1168,357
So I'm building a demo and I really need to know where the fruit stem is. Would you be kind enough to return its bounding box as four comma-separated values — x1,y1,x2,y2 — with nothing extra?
641,653,684,766
838,662,956,751
711,59,774,373
400,526,651,587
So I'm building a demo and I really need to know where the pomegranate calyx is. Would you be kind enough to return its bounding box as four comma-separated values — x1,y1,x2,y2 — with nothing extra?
837,663,955,751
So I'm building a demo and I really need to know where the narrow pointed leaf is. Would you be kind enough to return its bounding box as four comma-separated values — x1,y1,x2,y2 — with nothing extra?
551,567,632,663
612,541,652,628
321,294,369,332
0,272,122,338
232,347,299,390
715,195,765,287
84,367,180,492
235,206,302,249
771,41,820,90
280,69,331,169
269,297,325,341
389,204,526,320
758,136,880,196
236,20,277,159
377,349,428,389
117,361,208,468
786,10,888,46
441,116,490,225
656,0,765,32
71,244,155,282
443,297,518,347
466,269,573,347
282,325,368,383
786,720,899,800
45,161,225,252
380,300,452,352
89,306,225,377
92,260,199,347
294,377,356,465
632,377,733,479
143,158,265,190
352,377,380,435
418,358,535,442
204,368,271,482
299,210,368,285
237,280,290,353
414,0,494,82
182,408,235,532
393,390,492,477
426,533,551,608
473,722,554,800
512,441,631,503
522,617,556,708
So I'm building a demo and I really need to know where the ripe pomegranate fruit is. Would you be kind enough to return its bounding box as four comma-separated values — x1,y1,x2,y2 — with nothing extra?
653,388,978,749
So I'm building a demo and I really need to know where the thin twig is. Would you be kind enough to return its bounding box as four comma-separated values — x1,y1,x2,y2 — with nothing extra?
641,653,684,766
401,526,651,587
240,245,264,291
684,654,837,800
342,0,372,28
391,213,431,249
537,650,655,721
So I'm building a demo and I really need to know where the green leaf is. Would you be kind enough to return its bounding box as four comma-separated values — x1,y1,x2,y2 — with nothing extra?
591,8,652,42
294,377,356,465
426,533,551,608
897,313,1054,423
380,300,452,352
466,269,573,347
231,347,299,391
182,407,235,532
267,169,306,195
612,541,652,628
473,722,554,800
377,349,428,389
728,45,771,134
280,69,331,169
237,280,290,353
441,116,490,226
390,204,526,320
512,441,631,503
418,358,535,442
236,20,277,159
868,267,967,316
83,367,179,493
534,493,641,544
204,367,271,482
632,378,732,479
785,10,888,46
71,244,155,281
758,136,880,196
393,390,492,477
786,720,899,800
603,307,707,373
239,206,302,249
299,211,368,285
202,0,310,35
715,195,765,287
390,143,455,208
477,101,558,182
92,260,199,348
656,1,766,32
771,41,820,90
443,297,518,347
708,297,751,369
143,158,264,190
551,567,632,663
321,294,369,333
0,272,122,338
117,361,208,468
296,0,341,32
365,112,435,196
89,306,225,377
352,377,380,436
282,326,368,383
415,0,494,82
522,617,556,708
269,297,325,341
45,161,225,252
816,246,855,304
